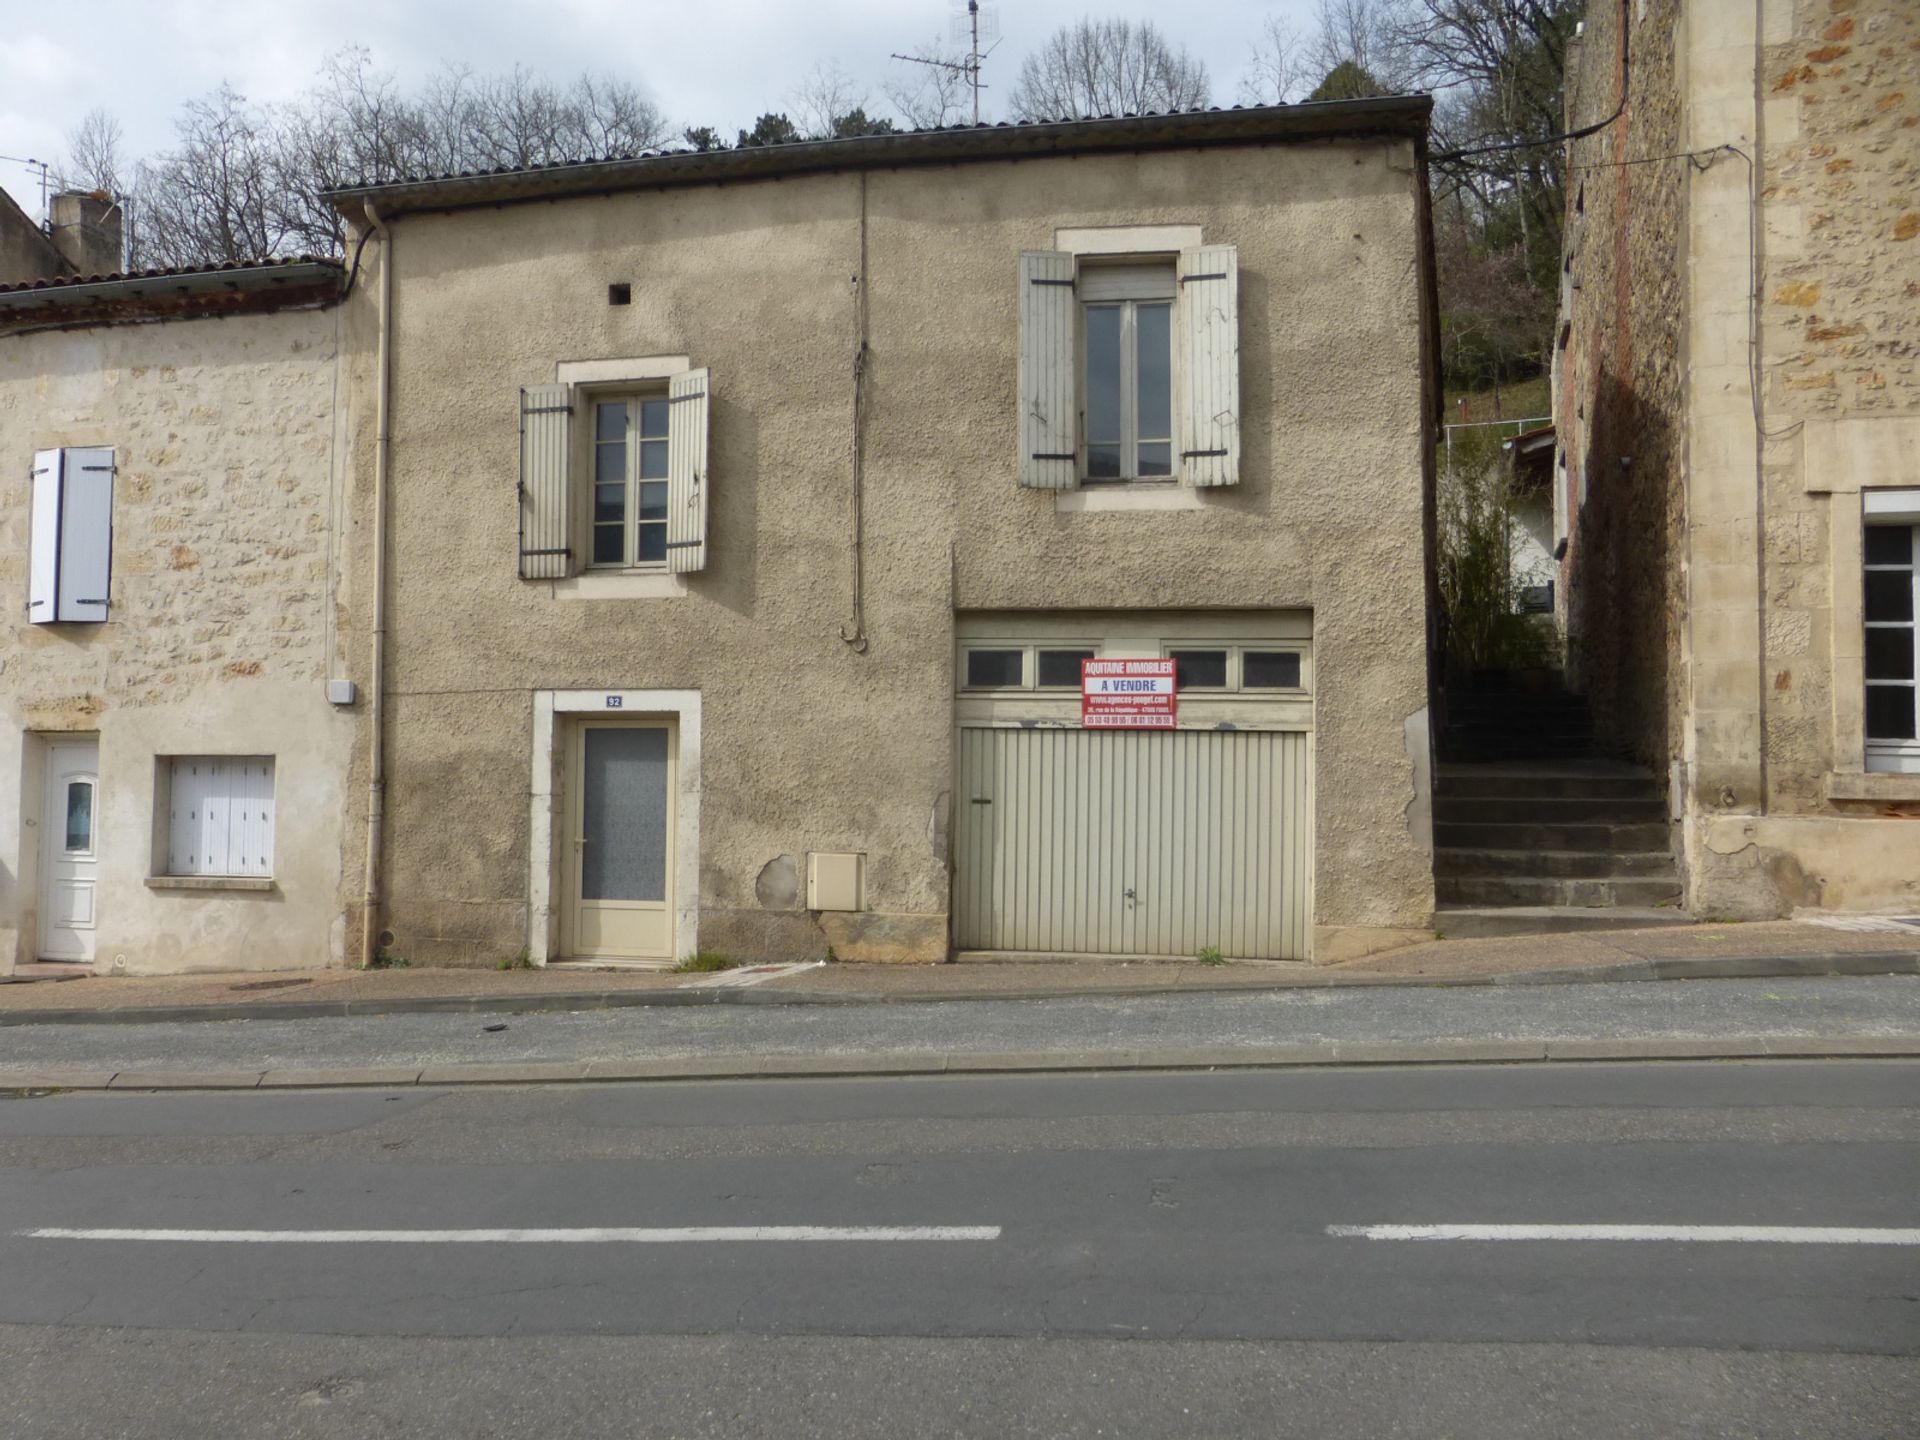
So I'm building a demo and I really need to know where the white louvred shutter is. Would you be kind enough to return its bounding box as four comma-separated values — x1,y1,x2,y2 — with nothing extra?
1018,250,1078,490
1179,245,1241,488
56,447,114,621
28,449,61,625
518,384,573,579
666,367,710,574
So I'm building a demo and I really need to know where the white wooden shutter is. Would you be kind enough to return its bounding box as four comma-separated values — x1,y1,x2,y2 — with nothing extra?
666,367,710,574
518,385,573,580
168,757,275,877
27,449,60,624
1179,245,1241,488
1018,250,1078,490
56,447,114,621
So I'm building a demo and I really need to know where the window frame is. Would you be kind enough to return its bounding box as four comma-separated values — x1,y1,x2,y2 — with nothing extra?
1865,517,1920,773
157,755,277,880
1161,644,1311,694
1076,260,1180,487
961,642,1312,696
959,643,1105,693
583,389,673,572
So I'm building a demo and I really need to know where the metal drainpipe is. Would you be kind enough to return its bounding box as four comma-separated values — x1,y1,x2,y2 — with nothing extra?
359,201,391,968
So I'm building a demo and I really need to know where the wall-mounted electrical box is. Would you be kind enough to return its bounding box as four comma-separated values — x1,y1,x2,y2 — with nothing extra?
326,679,357,706
807,852,865,912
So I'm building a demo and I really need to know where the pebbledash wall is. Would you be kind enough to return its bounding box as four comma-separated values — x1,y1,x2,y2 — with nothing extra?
1561,0,1920,919
331,105,1441,968
0,273,357,973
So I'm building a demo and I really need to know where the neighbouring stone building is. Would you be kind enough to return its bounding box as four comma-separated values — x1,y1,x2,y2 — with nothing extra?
0,256,355,973
327,101,1441,970
1556,0,1920,918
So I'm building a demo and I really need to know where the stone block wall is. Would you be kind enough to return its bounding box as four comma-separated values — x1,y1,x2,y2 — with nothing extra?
1559,0,1689,778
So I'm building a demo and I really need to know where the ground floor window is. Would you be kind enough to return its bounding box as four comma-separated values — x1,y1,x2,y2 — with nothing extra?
1866,503,1920,774
162,757,276,877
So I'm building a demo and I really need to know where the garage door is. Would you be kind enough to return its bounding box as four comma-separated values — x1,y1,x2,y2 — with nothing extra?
953,727,1311,960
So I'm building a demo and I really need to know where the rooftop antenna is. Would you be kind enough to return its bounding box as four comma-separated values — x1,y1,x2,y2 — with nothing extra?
892,0,1001,126
0,154,51,221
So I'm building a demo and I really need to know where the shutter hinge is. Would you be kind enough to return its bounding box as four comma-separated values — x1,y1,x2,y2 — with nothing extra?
75,598,109,605
81,464,115,473
522,404,573,415
1181,449,1229,459
1030,277,1075,287
519,547,571,557
1031,452,1076,461
664,539,702,549
1179,272,1228,285
668,390,707,404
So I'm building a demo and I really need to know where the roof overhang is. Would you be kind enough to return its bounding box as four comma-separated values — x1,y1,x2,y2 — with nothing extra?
0,259,343,313
323,96,1433,219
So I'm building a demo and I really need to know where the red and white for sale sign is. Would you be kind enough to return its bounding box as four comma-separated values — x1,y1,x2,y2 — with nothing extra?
1080,658,1177,729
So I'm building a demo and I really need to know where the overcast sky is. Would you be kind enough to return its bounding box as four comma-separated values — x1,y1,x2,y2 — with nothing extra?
1,0,1317,218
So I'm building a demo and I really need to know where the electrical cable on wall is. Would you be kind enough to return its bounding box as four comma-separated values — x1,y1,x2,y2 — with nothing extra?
840,171,872,654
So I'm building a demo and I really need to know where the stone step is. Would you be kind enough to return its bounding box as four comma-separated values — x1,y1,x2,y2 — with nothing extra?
1433,820,1672,852
1434,772,1662,801
1434,906,1694,939
1433,847,1677,878
1433,796,1669,825
1435,874,1684,908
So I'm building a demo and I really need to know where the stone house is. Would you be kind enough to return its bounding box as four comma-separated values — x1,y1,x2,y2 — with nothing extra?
1554,0,1920,919
0,254,355,973
326,101,1442,970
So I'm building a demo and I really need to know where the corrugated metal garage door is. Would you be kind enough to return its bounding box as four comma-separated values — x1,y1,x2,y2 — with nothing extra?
954,727,1312,960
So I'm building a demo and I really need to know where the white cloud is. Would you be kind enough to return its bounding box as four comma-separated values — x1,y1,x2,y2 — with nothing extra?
1,0,1321,218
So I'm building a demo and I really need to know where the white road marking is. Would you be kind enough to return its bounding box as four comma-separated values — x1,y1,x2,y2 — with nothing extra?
1328,1223,1920,1245
682,961,825,990
20,1224,1000,1244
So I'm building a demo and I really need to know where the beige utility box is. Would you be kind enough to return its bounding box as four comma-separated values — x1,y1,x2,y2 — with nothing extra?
807,852,866,912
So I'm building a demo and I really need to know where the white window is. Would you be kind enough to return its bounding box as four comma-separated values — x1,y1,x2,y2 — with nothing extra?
590,394,671,567
28,447,114,624
164,757,275,877
519,368,710,579
1081,264,1175,482
1865,501,1920,774
1018,246,1240,492
1165,646,1309,693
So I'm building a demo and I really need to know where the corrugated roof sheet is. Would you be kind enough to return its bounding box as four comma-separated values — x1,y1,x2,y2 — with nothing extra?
323,96,1432,216
0,254,342,297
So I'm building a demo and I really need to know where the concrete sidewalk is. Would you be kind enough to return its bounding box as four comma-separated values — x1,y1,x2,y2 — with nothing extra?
1,919,1917,1027
3,975,1918,1093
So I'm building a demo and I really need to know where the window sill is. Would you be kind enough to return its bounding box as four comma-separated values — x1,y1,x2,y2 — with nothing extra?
145,875,277,893
551,570,688,601
1055,485,1208,514
1827,771,1920,802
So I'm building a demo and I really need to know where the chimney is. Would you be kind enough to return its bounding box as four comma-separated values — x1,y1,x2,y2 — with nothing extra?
48,190,124,277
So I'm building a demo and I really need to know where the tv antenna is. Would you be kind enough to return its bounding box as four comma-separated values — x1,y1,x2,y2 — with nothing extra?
0,154,51,221
892,0,1001,126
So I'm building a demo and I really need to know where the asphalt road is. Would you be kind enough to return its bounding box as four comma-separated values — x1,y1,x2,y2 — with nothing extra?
1,1060,1917,1437
3,975,1918,1074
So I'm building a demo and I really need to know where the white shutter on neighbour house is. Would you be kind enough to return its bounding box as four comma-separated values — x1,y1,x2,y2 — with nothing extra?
1018,250,1078,490
28,446,114,624
666,367,710,573
518,384,573,579
1178,245,1241,488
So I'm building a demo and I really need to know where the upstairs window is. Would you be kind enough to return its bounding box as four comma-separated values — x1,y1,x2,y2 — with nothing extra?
28,447,114,624
1018,246,1240,492
1081,264,1175,482
591,396,672,568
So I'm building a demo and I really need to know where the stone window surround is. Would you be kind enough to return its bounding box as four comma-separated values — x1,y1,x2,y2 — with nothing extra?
1806,417,1920,800
528,689,701,965
544,357,693,601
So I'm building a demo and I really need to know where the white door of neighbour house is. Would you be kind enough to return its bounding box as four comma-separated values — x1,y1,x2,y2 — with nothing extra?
562,721,676,961
38,738,101,963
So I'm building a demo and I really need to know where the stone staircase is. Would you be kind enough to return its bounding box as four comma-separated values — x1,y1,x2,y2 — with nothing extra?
1433,687,1687,938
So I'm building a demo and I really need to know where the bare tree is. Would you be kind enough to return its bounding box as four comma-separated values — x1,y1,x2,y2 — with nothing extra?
791,61,867,140
886,41,975,128
134,85,289,268
1307,0,1415,90
1009,19,1210,121
1238,16,1313,105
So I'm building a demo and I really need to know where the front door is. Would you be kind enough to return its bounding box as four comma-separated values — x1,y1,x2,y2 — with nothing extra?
39,738,101,963
563,721,675,960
